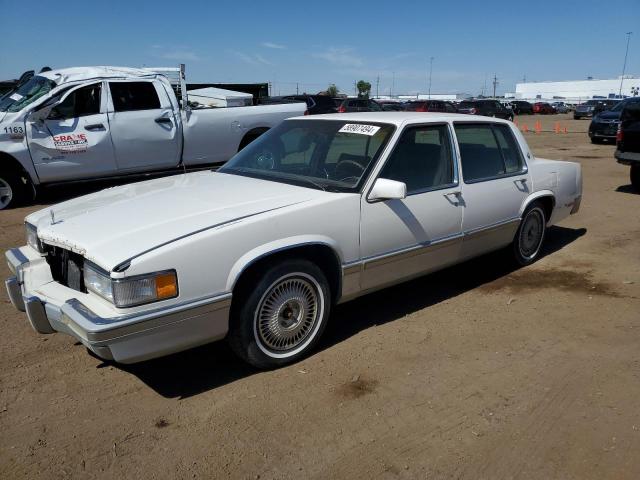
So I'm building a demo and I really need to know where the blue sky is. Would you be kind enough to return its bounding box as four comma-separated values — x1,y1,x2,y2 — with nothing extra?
1,0,638,96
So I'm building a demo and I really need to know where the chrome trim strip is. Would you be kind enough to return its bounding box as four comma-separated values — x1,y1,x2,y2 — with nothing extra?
60,293,232,343
362,233,464,270
463,217,521,237
5,276,25,312
342,263,361,276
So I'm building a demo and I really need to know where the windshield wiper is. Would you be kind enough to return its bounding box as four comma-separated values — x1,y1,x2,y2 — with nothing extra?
220,167,330,192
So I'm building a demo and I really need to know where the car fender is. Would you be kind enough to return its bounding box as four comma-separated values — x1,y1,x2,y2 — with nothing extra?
226,234,344,293
519,190,555,217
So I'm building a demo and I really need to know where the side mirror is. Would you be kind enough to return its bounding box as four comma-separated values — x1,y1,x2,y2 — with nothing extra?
368,178,407,201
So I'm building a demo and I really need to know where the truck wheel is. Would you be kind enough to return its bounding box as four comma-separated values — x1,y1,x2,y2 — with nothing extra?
511,202,546,266
228,259,331,369
0,169,29,210
631,165,640,191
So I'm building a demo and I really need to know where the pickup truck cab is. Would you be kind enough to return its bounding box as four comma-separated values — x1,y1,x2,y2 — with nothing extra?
0,65,305,209
615,97,640,190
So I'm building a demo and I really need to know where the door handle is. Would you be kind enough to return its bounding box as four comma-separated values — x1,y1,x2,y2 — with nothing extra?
155,117,173,125
85,123,105,131
443,191,463,205
514,178,527,185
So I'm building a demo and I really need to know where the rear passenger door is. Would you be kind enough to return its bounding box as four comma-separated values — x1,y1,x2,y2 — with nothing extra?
454,122,530,259
106,80,181,171
360,124,463,291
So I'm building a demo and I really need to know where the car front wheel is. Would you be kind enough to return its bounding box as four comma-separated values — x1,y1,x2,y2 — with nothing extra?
228,259,331,369
0,169,29,210
512,203,546,266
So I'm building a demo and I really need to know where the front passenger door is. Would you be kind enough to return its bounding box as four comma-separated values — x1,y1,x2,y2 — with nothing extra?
360,124,464,292
26,82,118,182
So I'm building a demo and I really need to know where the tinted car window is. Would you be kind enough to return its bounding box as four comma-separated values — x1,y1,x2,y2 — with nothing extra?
493,124,524,173
455,124,506,181
379,125,454,193
109,82,160,112
51,83,101,119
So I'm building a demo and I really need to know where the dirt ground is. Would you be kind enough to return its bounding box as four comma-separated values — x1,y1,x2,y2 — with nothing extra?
1,113,639,480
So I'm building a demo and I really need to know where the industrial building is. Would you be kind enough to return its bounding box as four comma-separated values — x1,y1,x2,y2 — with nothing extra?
507,76,640,102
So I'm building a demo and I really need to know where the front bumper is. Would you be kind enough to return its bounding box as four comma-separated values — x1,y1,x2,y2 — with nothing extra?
574,111,593,118
5,247,231,363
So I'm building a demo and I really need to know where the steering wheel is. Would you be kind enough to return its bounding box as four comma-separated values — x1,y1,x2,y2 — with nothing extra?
334,159,365,182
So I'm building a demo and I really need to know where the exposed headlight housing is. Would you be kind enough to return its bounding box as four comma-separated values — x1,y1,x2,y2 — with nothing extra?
84,263,178,308
25,223,43,253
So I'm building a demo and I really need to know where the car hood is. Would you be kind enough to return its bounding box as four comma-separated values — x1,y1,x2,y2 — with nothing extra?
26,172,327,270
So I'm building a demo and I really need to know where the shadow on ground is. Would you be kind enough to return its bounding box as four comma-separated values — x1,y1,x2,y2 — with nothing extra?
118,225,587,399
615,184,639,195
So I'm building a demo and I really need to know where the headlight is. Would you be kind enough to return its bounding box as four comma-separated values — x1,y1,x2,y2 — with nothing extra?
84,263,178,308
25,223,43,253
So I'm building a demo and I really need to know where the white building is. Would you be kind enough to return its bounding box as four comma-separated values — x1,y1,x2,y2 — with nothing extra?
508,76,640,102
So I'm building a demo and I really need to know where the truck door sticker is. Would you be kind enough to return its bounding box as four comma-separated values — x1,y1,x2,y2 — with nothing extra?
52,133,88,153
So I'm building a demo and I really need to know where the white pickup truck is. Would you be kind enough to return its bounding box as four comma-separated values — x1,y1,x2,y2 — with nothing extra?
0,65,306,209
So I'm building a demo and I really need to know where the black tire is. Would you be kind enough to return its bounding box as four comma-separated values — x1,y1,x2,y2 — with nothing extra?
631,165,640,192
0,168,30,210
511,202,547,266
590,137,602,144
228,259,331,369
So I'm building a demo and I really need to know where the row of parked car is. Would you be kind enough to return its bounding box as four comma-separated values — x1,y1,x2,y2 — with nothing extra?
263,95,581,121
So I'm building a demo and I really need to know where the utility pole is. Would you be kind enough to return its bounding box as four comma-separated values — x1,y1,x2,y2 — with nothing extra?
428,56,434,99
296,82,299,95
619,32,633,97
354,80,357,96
376,75,379,99
492,74,499,98
391,71,395,98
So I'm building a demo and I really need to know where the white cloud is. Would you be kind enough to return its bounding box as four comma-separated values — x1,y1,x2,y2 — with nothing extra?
261,42,286,49
151,45,200,62
231,51,273,66
313,47,364,67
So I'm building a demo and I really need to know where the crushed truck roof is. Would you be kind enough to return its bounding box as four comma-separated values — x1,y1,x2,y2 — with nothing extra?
38,66,160,85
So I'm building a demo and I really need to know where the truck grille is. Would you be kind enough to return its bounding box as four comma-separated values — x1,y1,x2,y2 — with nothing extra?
43,245,86,293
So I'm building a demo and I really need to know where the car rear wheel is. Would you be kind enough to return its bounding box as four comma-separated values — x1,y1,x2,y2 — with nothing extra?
228,259,331,369
511,202,546,266
631,165,640,191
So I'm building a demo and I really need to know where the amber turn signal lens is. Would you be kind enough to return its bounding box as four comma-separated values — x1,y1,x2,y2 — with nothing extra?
155,272,178,299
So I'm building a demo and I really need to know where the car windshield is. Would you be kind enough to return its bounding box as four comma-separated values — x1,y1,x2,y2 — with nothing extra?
219,120,395,192
609,101,625,112
0,75,57,113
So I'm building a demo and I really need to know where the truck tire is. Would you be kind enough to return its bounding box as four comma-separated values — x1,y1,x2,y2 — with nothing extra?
228,259,331,369
631,165,640,192
0,168,30,210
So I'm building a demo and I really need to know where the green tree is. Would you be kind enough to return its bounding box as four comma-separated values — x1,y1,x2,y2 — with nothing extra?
357,80,372,98
326,84,339,97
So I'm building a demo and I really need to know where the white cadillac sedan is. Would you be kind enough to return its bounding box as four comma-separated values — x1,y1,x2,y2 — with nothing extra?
5,113,582,368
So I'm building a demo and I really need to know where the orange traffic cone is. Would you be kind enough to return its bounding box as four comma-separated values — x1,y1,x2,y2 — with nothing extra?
535,121,542,134
563,127,568,134
522,124,529,133
554,122,560,134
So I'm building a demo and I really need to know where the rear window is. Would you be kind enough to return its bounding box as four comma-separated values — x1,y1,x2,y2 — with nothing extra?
109,82,160,112
458,102,475,108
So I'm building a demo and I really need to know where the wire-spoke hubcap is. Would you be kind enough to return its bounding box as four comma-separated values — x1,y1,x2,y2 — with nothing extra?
519,209,544,258
256,275,320,354
0,178,13,210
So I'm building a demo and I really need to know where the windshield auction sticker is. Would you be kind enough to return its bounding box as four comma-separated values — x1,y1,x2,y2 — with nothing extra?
53,133,88,153
338,124,381,136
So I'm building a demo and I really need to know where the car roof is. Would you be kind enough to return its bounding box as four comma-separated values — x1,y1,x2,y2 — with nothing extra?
290,111,511,126
37,66,159,85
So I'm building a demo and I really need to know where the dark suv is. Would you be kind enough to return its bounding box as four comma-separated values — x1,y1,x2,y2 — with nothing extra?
510,100,534,114
260,94,337,115
404,100,457,113
456,100,513,121
337,98,383,113
574,99,621,119
589,100,628,144
614,98,640,190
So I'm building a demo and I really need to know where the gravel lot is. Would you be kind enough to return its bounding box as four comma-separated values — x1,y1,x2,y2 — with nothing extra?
1,113,639,479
